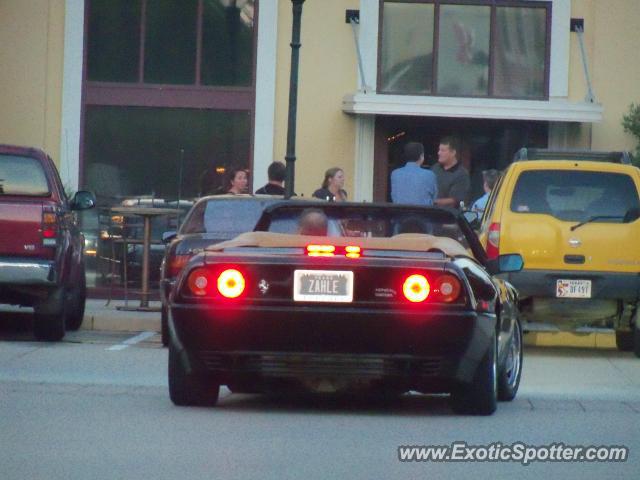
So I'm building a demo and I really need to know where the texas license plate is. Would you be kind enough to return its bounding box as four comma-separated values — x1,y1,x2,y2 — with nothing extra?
293,270,354,303
556,279,591,298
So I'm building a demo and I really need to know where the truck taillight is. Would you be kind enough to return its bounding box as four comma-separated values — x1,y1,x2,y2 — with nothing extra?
41,210,58,241
486,222,501,260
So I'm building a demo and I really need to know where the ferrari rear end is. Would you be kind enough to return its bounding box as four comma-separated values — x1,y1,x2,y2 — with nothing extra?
168,243,497,412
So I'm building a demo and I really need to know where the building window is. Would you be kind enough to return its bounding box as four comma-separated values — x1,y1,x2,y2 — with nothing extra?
378,0,550,99
82,0,257,290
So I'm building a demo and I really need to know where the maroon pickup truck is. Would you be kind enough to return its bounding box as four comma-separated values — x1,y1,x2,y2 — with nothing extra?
0,144,95,341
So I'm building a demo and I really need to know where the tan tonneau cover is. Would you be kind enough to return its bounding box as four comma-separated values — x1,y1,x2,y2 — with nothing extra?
205,231,471,258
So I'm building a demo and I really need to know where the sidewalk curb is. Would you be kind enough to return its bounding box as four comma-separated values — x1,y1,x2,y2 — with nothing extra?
523,331,616,349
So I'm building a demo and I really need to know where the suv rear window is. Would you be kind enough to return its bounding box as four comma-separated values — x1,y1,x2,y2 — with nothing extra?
0,154,50,196
510,170,640,222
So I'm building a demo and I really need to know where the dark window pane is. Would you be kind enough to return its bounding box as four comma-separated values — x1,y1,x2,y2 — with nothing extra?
511,171,640,222
87,0,141,82
494,7,547,98
83,106,251,201
144,0,198,84
0,155,50,196
201,0,255,86
379,2,434,94
437,5,490,96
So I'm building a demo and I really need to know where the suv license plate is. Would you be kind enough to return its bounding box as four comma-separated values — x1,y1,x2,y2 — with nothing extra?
556,279,591,298
293,270,354,303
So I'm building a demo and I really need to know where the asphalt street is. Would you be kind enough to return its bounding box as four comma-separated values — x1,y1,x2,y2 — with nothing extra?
1,328,639,480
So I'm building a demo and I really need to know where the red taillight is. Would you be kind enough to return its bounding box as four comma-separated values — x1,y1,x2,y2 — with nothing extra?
306,245,335,257
402,274,431,303
187,268,213,297
168,254,191,278
217,269,246,298
433,274,462,303
486,222,500,260
306,245,361,258
42,211,58,240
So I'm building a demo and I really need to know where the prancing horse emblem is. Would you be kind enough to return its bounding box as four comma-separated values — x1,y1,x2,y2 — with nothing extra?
258,279,270,295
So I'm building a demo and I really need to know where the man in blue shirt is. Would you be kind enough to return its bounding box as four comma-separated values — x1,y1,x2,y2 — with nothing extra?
471,169,500,214
390,142,438,205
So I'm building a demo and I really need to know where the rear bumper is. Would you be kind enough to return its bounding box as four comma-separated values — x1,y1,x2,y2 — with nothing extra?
0,258,57,286
503,269,640,301
169,303,496,390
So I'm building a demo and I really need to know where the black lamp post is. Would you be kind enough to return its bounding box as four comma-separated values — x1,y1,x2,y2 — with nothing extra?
285,0,305,199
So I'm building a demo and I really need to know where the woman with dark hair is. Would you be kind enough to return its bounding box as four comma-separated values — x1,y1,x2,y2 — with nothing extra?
225,168,249,195
312,167,348,202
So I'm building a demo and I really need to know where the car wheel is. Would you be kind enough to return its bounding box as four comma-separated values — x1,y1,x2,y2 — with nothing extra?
65,270,87,331
168,343,219,406
33,287,67,342
161,304,169,347
615,330,633,352
633,314,640,359
498,319,522,401
451,332,497,415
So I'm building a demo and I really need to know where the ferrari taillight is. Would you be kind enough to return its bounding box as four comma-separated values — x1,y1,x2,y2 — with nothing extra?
217,269,245,298
433,274,462,303
402,274,431,303
486,222,500,260
187,268,213,297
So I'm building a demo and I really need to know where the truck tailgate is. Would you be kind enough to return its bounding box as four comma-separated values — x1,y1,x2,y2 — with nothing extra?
0,199,51,258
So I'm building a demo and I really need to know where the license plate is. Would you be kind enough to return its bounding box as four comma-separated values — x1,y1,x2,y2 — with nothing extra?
293,270,354,303
556,279,591,298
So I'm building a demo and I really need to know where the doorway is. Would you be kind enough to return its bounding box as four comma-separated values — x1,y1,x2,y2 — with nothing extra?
373,116,548,203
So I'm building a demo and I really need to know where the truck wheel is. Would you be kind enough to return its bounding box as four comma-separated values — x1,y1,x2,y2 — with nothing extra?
66,272,87,331
451,332,497,415
615,330,633,352
168,343,219,406
33,287,67,341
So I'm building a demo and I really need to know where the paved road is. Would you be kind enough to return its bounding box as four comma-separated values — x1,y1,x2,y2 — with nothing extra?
1,329,639,480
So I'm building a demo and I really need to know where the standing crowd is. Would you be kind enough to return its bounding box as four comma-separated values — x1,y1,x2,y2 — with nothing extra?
201,136,495,214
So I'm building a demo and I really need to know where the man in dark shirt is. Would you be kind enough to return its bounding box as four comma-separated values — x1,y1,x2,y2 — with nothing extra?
255,161,286,195
432,136,470,209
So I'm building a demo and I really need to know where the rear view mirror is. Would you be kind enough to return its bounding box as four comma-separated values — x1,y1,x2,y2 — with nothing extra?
162,231,177,244
487,253,524,275
70,191,96,210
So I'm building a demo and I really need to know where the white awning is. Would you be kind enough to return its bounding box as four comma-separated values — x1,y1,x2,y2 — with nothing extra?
342,93,603,123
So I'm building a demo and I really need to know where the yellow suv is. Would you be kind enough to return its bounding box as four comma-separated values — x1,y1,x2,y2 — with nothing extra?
478,149,640,356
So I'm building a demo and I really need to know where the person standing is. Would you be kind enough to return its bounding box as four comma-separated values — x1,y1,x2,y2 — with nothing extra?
255,161,286,195
390,142,438,205
225,168,249,195
471,169,500,214
312,167,348,201
432,136,470,209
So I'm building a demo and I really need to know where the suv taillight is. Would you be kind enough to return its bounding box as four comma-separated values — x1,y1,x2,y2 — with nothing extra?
486,222,500,260
167,254,191,278
41,208,58,244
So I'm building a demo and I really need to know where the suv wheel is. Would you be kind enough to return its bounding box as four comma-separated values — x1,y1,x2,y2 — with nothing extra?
615,330,633,352
168,343,219,406
161,304,169,347
66,270,87,331
451,332,497,415
33,287,67,341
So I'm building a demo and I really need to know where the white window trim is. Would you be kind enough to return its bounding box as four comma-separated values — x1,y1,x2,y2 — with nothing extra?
60,0,278,193
347,0,599,122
